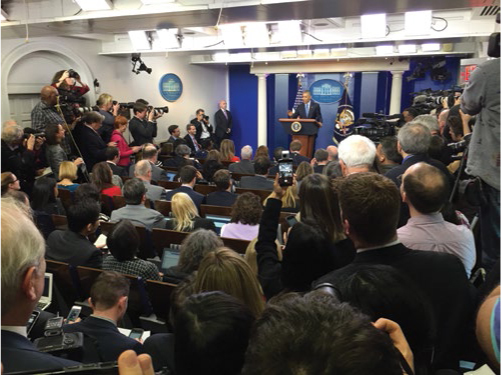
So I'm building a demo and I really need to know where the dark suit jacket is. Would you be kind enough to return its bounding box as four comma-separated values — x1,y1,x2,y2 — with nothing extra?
129,162,168,182
385,153,453,186
229,159,255,174
214,109,233,139
240,175,274,190
63,317,143,363
46,230,103,268
143,333,175,372
316,243,474,370
1,330,79,374
184,134,200,155
313,164,326,174
165,186,205,212
106,161,125,177
190,118,213,141
72,123,108,171
129,117,157,146
291,152,311,166
291,100,322,123
206,191,238,207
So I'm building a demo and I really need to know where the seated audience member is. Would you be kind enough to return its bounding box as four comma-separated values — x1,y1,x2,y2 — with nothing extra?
105,146,125,177
398,162,476,277
255,145,269,159
220,139,240,162
163,144,195,169
295,161,313,188
1,124,37,194
316,172,473,370
72,111,117,171
256,174,355,299
385,122,452,186
104,220,161,280
46,199,103,268
193,248,265,317
320,264,436,375
221,192,262,241
174,292,255,375
184,123,202,155
402,106,419,123
446,116,465,174
129,144,168,182
326,145,338,161
57,161,80,192
91,161,121,197
240,157,273,190
4,189,31,215
206,169,238,207
412,114,440,136
229,145,255,174
1,171,20,195
45,123,83,181
312,148,329,174
1,199,79,373
242,292,408,375
268,147,283,175
163,229,224,284
338,134,376,176
165,192,215,232
111,115,141,172
476,284,500,373
110,178,165,230
134,160,167,202
31,177,65,238
201,149,225,182
167,124,181,144
74,182,110,222
289,140,310,165
265,184,299,213
165,165,205,212
376,136,402,175
64,272,144,362
323,160,343,180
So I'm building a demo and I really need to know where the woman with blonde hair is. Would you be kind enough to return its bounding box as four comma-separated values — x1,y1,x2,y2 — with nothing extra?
220,139,240,162
96,93,120,143
265,184,299,213
165,192,216,232
193,247,265,317
1,172,20,196
57,161,80,192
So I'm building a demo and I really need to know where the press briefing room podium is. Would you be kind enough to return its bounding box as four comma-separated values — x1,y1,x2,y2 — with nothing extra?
279,118,320,159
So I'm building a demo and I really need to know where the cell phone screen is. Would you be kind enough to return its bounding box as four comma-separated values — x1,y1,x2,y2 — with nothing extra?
129,330,143,340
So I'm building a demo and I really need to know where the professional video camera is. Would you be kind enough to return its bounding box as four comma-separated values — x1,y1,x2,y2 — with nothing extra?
353,113,402,142
410,87,463,114
113,101,135,109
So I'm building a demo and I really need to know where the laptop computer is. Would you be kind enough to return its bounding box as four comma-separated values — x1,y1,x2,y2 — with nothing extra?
166,172,177,181
150,247,181,273
205,214,231,235
36,273,53,311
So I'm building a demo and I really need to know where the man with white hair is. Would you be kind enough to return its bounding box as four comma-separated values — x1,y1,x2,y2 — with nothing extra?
134,159,167,202
326,145,338,161
338,135,376,176
1,199,79,373
229,145,255,174
412,115,440,136
385,122,451,187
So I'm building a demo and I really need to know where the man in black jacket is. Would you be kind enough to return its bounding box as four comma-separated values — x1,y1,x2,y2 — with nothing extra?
214,99,232,147
129,102,158,146
315,172,474,371
287,90,323,125
190,109,213,147
64,272,144,362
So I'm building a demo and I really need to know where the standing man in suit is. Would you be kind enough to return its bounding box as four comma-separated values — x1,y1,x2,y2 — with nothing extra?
64,272,144,362
214,99,233,147
165,165,205,212
1,199,80,374
315,172,473,370
288,90,323,126
190,109,214,148
184,124,202,156
105,147,125,177
129,102,158,146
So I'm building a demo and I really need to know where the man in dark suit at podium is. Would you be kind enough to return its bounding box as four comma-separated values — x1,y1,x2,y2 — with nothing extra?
214,99,232,147
288,90,323,125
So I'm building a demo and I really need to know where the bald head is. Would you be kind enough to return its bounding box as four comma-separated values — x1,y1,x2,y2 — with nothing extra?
219,100,227,110
326,145,338,161
401,162,449,214
41,86,58,106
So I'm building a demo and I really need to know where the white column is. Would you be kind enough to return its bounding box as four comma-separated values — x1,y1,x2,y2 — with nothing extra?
389,71,404,115
256,73,268,147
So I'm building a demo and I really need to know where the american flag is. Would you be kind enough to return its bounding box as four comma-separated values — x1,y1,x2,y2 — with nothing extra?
292,74,304,113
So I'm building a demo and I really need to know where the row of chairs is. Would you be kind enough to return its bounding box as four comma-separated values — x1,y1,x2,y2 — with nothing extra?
46,259,176,332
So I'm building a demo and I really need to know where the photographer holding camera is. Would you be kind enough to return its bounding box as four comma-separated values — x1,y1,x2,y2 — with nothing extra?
129,102,159,146
460,57,500,271
191,108,214,148
97,93,120,144
51,70,90,126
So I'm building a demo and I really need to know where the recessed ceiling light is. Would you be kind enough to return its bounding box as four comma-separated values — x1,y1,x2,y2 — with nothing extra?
245,23,270,47
421,43,441,52
361,14,386,38
376,45,394,55
220,24,243,48
140,0,176,4
405,10,432,36
278,20,302,45
74,0,113,11
157,29,179,49
128,30,151,50
398,44,417,53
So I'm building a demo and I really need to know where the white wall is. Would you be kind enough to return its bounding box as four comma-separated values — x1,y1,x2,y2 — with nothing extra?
1,36,228,142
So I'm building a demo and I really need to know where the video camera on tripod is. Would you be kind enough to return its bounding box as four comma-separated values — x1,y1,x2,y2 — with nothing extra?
410,87,463,114
353,113,403,142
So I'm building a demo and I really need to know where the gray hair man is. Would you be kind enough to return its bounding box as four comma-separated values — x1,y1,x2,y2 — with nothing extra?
338,135,376,176
134,160,167,201
412,115,440,136
229,145,255,174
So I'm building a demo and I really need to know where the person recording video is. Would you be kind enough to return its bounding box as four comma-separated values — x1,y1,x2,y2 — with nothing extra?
129,102,158,146
191,108,214,148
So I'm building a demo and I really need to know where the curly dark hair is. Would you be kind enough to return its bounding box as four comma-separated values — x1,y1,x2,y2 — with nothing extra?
230,192,262,225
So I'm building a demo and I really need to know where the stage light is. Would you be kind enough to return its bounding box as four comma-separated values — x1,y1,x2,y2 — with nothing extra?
361,14,386,38
131,53,152,74
128,30,151,51
74,0,112,11
405,10,432,36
